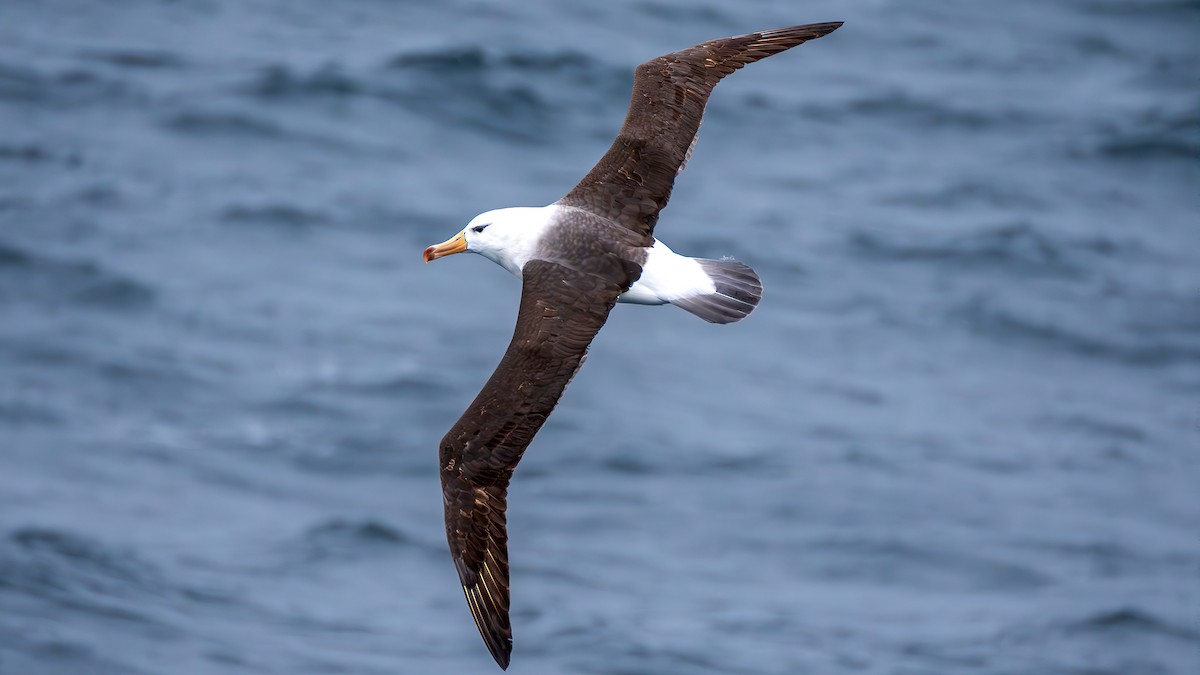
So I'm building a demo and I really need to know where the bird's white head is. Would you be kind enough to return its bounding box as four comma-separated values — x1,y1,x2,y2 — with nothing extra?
423,206,553,276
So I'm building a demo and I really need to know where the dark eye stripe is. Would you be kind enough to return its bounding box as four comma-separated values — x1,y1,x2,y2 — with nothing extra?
472,224,489,233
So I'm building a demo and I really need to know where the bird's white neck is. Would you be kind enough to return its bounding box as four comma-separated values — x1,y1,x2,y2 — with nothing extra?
469,206,560,276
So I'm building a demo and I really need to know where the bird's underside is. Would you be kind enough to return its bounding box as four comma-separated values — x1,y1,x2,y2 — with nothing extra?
435,21,843,669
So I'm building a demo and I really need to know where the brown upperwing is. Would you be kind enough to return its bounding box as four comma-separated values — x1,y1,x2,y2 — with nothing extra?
438,256,638,669
556,22,843,241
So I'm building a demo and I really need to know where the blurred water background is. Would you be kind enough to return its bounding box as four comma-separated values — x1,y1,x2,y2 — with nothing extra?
1,1,1198,673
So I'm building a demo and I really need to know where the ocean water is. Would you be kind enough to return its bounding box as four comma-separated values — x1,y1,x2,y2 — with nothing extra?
1,1,1197,673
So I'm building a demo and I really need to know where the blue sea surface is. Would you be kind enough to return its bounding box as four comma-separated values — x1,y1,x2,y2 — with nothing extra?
1,1,1197,673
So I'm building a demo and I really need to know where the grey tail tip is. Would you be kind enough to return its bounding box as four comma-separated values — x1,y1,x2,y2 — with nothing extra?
673,259,763,324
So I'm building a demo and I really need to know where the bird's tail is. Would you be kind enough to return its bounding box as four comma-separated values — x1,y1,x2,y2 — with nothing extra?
671,258,762,324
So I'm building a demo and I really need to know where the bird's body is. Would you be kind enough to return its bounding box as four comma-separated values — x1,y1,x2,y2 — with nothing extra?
422,21,843,669
460,205,754,319
616,238,714,307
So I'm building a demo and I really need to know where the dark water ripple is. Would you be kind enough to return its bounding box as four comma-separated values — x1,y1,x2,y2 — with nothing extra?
81,48,188,71
0,61,142,108
0,527,187,632
847,221,1122,276
956,294,1200,367
0,240,155,310
248,64,362,99
386,46,602,76
0,143,81,166
1,0,1197,674
223,45,628,147
220,203,333,229
273,518,418,569
158,108,378,158
161,109,291,140
1088,106,1200,162
1066,607,1200,645
801,536,1054,591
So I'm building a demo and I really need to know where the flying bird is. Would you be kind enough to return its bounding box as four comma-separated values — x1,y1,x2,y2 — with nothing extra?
423,21,843,669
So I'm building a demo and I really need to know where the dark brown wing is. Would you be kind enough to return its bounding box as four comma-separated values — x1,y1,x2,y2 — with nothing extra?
439,256,638,669
556,22,843,241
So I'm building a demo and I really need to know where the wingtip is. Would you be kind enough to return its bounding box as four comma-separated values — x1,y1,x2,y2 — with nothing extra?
805,21,845,37
492,637,513,669
758,21,844,43
464,584,514,669
486,636,512,670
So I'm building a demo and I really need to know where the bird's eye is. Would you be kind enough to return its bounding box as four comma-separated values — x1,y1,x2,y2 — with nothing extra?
472,224,489,234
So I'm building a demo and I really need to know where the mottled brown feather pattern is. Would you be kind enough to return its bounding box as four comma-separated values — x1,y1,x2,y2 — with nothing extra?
556,22,842,240
439,22,841,669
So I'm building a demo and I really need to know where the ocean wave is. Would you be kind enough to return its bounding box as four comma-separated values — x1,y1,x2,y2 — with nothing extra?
592,443,783,477
5,527,152,583
230,46,625,143
220,203,332,228
954,295,1200,366
997,604,1200,653
992,604,1199,674
802,90,1039,130
1067,32,1126,57
0,142,73,165
599,453,659,476
0,239,155,310
0,639,144,675
272,518,428,568
0,239,32,267
306,518,409,547
385,46,624,138
160,109,290,139
879,180,1048,210
331,371,455,397
159,107,367,153
847,221,1123,276
632,0,733,22
386,46,601,76
387,46,490,73
284,426,432,477
1088,107,1200,163
0,194,34,212
806,536,1051,591
247,63,360,98
223,56,553,145
1032,413,1149,444
254,393,352,421
244,45,611,104
0,332,206,398
0,60,135,106
380,84,553,144
1074,0,1200,19
0,527,174,627
81,48,187,70
0,397,61,426
1063,607,1200,642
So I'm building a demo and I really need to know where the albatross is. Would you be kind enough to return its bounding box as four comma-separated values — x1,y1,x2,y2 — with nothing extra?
423,22,842,668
